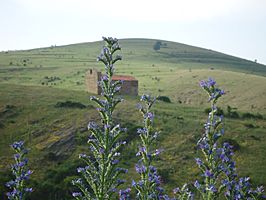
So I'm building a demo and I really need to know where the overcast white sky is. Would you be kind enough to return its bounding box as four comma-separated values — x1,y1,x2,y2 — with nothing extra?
1,0,266,64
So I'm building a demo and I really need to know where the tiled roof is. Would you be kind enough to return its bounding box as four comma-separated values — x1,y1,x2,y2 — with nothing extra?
112,75,137,81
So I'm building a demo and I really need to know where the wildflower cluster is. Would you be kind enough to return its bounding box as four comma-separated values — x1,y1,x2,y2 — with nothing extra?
6,141,32,200
220,143,265,199
132,94,169,199
72,37,128,200
195,77,265,200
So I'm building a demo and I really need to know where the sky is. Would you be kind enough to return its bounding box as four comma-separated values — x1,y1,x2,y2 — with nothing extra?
1,0,266,64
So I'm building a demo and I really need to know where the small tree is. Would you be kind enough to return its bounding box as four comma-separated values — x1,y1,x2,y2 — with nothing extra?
153,41,162,51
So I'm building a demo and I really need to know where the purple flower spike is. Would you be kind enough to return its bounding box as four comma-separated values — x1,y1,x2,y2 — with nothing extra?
199,80,208,88
207,77,216,87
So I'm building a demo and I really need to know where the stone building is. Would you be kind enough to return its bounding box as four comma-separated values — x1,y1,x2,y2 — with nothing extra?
85,69,138,96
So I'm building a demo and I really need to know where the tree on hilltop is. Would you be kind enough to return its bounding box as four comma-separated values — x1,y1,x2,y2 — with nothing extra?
153,41,162,51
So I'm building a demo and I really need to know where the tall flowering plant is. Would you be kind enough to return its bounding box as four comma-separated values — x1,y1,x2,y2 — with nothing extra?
132,94,169,199
6,141,32,200
194,78,226,200
195,78,265,200
72,37,128,200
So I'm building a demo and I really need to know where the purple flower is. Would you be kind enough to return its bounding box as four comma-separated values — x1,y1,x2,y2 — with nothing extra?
140,94,149,101
77,167,85,173
116,168,128,173
79,153,87,159
204,169,214,178
137,128,147,134
24,188,33,192
112,159,119,164
11,141,24,150
114,86,121,93
195,158,203,166
104,124,111,130
99,148,105,154
194,180,201,189
87,122,98,130
114,152,121,157
72,192,82,197
199,80,208,88
136,146,146,156
149,165,157,173
207,77,216,87
208,184,217,193
119,188,131,200
132,180,136,187
255,186,264,193
13,154,20,160
145,112,154,121
135,164,146,174
136,103,143,110
101,75,108,81
5,180,16,188
154,149,162,156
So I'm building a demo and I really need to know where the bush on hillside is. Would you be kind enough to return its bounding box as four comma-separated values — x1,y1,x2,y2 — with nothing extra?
55,101,87,109
242,112,263,120
157,95,171,103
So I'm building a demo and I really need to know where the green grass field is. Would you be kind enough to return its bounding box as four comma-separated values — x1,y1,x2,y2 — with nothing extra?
0,38,265,199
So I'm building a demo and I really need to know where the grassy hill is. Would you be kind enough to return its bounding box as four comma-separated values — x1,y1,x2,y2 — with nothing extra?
1,38,266,111
0,38,266,199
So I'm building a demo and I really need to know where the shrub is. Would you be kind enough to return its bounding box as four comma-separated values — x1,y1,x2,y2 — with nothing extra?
153,41,162,51
242,112,263,120
55,101,87,109
157,96,171,103
243,123,256,129
0,121,4,128
226,105,240,118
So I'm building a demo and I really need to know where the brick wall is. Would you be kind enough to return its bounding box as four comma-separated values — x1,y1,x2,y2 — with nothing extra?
119,80,138,96
85,69,138,96
85,69,101,95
